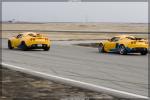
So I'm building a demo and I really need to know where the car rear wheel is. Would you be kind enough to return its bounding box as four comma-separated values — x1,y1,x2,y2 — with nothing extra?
98,43,105,53
8,40,13,49
140,51,147,55
21,41,28,51
43,46,50,51
119,45,127,55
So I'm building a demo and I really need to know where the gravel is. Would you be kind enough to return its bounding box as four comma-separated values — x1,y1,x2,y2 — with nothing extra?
0,67,131,100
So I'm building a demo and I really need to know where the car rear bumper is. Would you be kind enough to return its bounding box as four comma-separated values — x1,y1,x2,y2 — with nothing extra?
28,44,49,49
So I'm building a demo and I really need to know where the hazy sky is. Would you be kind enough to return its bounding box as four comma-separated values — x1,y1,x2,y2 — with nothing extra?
2,2,148,23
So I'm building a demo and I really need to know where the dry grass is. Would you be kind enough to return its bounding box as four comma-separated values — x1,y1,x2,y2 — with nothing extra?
2,67,117,100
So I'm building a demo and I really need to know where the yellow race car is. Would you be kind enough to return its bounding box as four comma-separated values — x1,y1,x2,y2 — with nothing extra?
98,35,149,55
8,32,51,51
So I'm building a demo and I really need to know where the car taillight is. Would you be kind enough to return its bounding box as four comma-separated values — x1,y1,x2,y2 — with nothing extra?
45,38,48,41
145,41,148,44
30,38,35,41
131,41,136,44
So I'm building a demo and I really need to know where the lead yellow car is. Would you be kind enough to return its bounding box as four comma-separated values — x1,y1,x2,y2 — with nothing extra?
8,32,51,51
98,35,149,55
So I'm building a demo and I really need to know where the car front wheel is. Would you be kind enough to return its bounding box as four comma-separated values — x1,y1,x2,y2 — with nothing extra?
8,40,14,49
98,43,105,53
21,41,28,51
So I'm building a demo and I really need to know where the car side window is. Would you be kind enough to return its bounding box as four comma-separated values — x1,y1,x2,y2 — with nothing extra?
110,37,120,42
28,33,36,37
16,34,23,38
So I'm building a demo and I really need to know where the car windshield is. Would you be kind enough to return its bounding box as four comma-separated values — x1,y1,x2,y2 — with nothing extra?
28,33,36,37
126,37,136,40
36,34,43,37
126,37,144,40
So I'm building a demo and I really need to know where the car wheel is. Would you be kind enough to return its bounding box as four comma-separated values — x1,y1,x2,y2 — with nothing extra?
43,46,50,51
141,51,147,55
119,45,127,55
8,40,14,49
98,43,105,53
21,41,28,51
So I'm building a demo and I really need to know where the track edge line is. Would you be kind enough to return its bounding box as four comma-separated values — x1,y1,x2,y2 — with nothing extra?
1,62,149,99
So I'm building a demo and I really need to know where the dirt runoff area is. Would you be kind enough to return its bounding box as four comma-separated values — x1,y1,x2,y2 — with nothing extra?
2,23,148,40
0,67,129,100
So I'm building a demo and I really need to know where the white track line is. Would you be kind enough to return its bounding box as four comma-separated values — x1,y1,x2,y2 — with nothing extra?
1,62,149,99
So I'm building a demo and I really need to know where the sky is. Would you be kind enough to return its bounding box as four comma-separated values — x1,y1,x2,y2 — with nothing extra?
2,2,148,23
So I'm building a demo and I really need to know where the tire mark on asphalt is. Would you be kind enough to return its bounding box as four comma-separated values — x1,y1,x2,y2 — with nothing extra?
64,71,148,89
2,47,147,72
2,47,147,80
2,45,148,96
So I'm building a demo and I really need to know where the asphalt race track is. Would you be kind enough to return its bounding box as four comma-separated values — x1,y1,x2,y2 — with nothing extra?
2,39,148,97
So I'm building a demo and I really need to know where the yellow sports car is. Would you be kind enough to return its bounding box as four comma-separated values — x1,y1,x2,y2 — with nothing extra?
8,32,51,51
98,35,149,55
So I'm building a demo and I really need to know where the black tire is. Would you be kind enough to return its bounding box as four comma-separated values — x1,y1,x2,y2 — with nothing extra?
119,45,127,55
8,40,13,49
141,51,147,55
98,43,105,53
43,46,50,51
21,41,28,51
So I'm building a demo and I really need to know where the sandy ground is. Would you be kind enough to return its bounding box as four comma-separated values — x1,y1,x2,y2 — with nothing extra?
2,23,148,40
2,23,148,32
1,67,121,100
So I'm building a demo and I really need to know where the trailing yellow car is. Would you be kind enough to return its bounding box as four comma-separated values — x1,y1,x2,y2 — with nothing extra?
8,32,51,51
98,35,149,55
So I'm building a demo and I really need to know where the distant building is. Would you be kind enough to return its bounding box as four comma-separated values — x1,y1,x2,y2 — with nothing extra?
8,19,16,23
